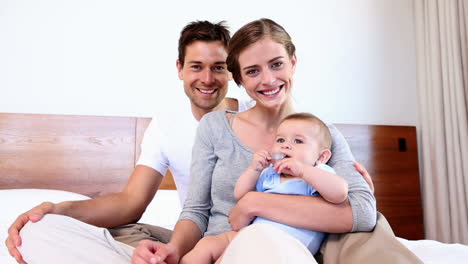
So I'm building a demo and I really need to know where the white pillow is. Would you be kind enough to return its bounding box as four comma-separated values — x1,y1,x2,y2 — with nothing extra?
139,189,181,230
0,189,90,263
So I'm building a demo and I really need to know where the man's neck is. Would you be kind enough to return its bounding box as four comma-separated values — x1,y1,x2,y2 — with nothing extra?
191,98,237,121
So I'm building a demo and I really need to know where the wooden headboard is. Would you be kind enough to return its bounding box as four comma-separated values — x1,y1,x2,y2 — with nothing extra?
0,113,424,239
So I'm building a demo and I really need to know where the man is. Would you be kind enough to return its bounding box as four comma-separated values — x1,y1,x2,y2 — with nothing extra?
6,20,253,264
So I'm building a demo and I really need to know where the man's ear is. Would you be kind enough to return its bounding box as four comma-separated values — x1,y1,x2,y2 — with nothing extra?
176,59,183,80
227,71,233,81
317,149,332,164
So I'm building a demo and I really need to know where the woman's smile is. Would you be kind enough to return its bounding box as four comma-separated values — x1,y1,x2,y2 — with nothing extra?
258,85,283,97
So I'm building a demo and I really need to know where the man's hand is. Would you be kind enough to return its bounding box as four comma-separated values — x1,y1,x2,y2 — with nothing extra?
354,162,374,193
132,240,179,264
229,192,257,231
5,202,55,264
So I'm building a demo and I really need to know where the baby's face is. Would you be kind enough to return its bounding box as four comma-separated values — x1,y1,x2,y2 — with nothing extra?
272,119,322,166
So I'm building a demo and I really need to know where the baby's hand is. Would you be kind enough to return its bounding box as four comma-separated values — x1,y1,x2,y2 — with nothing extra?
250,150,271,172
274,158,304,177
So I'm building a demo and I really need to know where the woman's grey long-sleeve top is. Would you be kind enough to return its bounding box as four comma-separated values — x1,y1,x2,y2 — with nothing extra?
179,110,377,237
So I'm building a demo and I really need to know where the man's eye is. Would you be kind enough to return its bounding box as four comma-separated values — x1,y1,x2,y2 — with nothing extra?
213,66,225,72
276,138,285,143
294,139,303,144
191,65,201,70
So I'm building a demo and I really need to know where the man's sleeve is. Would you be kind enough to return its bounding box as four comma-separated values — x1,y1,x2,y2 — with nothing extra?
135,116,170,176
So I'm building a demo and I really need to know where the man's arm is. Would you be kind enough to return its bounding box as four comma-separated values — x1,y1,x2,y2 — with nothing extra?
58,165,164,227
6,165,164,263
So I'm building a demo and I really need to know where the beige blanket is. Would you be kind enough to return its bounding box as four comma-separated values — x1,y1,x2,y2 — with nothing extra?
320,212,423,264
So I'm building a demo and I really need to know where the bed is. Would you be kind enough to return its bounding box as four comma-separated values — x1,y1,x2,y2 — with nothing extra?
1,112,467,263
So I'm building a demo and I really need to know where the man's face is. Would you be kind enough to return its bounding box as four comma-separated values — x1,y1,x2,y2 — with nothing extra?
177,41,230,111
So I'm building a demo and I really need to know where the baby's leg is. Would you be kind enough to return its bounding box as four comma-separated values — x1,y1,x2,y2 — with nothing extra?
214,231,238,264
181,231,237,264
220,224,317,264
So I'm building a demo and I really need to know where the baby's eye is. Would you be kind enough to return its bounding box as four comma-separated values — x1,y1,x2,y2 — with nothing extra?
294,139,303,144
276,138,285,143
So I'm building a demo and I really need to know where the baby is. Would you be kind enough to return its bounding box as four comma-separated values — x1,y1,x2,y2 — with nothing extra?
181,112,349,263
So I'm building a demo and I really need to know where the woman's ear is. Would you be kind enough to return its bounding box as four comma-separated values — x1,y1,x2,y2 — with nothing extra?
291,53,297,73
317,149,332,164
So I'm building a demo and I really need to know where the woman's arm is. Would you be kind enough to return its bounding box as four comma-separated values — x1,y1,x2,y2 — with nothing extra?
229,125,376,234
354,161,374,193
165,113,219,259
326,125,377,232
230,192,353,232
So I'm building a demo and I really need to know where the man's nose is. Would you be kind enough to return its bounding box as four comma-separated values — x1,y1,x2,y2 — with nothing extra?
202,69,215,85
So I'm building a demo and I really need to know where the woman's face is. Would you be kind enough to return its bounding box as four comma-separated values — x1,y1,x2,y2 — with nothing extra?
238,37,296,109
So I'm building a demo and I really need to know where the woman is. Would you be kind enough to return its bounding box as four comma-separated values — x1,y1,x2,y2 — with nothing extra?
131,18,376,264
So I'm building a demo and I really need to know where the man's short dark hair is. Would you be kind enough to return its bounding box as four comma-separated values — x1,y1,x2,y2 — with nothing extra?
178,21,230,66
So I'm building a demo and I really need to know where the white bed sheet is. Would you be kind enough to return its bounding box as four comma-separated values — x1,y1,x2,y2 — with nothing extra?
1,189,467,264
0,189,180,264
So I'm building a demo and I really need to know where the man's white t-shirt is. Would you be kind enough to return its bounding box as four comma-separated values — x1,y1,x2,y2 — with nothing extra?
136,98,254,205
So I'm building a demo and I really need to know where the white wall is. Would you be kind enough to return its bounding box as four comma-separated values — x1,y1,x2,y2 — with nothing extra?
0,0,418,126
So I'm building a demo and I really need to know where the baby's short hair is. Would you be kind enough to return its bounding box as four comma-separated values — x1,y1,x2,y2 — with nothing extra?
280,112,332,150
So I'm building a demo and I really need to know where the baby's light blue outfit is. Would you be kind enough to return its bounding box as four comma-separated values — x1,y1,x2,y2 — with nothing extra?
253,163,336,254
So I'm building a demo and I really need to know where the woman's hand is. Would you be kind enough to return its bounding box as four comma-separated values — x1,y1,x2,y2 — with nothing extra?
354,162,374,193
5,202,55,264
228,192,257,231
132,240,179,264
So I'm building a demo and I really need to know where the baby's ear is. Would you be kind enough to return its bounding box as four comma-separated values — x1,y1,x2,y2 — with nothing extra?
317,149,332,164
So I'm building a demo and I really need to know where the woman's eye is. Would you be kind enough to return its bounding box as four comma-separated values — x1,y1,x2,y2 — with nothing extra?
246,69,259,76
276,138,285,143
271,61,283,69
294,139,303,144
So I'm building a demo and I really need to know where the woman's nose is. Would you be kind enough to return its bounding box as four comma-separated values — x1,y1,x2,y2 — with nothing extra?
261,69,275,86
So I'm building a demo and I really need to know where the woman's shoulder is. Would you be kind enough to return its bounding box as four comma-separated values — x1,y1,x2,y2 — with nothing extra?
200,110,229,124
198,110,231,134
325,123,341,137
